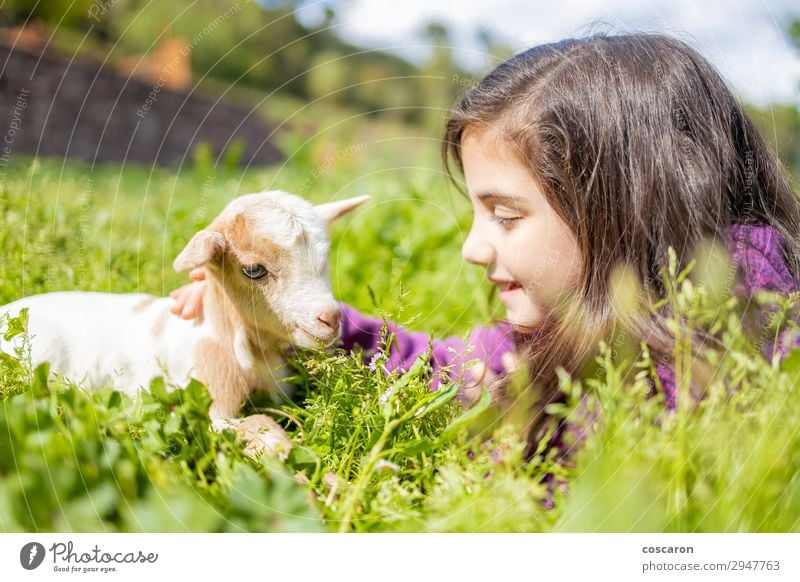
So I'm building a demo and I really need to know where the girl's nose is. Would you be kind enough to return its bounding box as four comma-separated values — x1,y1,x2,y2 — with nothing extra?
461,223,495,266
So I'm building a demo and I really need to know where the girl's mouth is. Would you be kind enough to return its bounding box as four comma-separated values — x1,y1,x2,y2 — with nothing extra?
497,281,522,300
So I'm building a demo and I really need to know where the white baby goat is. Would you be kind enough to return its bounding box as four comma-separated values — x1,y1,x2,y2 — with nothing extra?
0,190,369,458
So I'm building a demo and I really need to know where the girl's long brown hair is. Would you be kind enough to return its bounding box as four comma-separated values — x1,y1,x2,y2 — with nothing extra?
443,33,800,447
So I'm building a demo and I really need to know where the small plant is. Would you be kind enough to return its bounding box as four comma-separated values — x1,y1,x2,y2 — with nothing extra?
0,309,32,400
555,246,800,532
277,324,563,531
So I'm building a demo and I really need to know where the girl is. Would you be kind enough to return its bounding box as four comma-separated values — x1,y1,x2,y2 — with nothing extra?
171,33,800,457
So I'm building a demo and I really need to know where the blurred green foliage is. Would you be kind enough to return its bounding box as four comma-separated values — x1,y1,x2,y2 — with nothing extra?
557,250,800,532
1,3,797,177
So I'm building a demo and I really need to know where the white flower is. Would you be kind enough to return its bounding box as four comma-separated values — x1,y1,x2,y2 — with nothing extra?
375,459,400,474
368,352,390,375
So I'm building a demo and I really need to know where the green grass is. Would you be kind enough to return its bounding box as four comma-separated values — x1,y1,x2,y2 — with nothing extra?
1,147,800,532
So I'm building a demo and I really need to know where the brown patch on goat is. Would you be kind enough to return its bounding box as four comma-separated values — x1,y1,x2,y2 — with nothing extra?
192,234,287,420
132,295,156,313
151,308,170,338
191,278,266,415
225,213,283,265
194,335,259,418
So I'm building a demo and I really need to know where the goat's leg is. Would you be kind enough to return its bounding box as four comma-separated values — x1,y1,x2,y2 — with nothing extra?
234,414,293,460
210,410,293,461
196,339,293,460
208,383,292,461
207,385,247,432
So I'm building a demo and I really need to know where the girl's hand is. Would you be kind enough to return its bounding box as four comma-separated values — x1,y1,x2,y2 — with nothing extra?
461,352,521,405
169,268,207,320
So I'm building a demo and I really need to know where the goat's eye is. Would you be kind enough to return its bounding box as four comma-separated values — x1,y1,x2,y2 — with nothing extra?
242,265,268,280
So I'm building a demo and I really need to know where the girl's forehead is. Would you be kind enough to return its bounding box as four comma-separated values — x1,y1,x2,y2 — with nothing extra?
461,132,543,207
461,128,527,169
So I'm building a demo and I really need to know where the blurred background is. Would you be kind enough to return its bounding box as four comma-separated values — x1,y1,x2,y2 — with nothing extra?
0,0,797,175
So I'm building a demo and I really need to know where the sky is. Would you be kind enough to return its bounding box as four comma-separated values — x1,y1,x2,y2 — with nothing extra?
296,0,799,107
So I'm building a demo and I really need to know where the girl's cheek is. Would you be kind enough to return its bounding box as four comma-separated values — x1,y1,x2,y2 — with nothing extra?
503,243,530,274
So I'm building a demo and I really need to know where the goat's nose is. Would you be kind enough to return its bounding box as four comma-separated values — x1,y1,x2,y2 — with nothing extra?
317,308,341,332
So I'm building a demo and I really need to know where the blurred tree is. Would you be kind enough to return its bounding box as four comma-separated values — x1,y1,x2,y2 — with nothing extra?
735,18,799,181
0,0,463,127
418,20,460,130
1,0,95,27
746,104,800,181
306,49,348,105
777,18,800,179
476,24,515,64
789,19,800,48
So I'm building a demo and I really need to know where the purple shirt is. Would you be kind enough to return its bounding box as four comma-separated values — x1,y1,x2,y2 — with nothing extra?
339,223,799,408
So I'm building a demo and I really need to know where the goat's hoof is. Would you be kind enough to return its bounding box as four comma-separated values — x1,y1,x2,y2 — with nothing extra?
235,414,293,461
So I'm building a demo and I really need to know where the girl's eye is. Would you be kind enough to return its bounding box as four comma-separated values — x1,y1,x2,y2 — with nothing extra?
491,214,521,226
489,205,522,226
242,265,269,280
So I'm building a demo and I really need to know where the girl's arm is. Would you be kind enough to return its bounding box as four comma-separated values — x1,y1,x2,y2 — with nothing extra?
340,303,516,395
730,223,800,362
655,224,800,410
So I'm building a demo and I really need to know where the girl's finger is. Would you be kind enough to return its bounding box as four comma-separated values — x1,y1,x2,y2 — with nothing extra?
189,268,206,282
169,284,192,314
181,282,206,320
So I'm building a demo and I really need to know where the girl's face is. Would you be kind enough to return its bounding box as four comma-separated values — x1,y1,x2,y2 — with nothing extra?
460,130,583,330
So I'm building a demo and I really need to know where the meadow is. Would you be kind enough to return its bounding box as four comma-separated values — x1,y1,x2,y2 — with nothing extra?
1,132,800,532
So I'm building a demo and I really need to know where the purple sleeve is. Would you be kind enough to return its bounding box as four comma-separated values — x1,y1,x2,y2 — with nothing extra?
656,223,800,409
339,302,515,390
730,224,799,296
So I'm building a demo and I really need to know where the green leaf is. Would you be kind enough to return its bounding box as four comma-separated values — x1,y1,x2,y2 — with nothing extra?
2,308,28,341
435,388,493,444
107,390,122,410
411,382,459,420
288,444,321,468
780,348,800,377
31,363,50,397
384,437,435,457
148,376,169,402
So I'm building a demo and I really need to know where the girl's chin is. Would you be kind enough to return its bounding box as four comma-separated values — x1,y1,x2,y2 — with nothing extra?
503,308,541,332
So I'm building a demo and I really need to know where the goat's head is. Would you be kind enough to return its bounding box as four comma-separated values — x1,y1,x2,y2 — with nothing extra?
173,190,369,348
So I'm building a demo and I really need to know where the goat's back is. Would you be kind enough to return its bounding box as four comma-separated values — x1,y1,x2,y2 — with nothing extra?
0,291,206,393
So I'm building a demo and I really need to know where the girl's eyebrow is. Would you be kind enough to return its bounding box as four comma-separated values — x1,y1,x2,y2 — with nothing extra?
475,191,526,204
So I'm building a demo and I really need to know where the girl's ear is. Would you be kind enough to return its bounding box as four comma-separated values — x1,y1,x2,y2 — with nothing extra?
173,230,226,272
314,195,370,224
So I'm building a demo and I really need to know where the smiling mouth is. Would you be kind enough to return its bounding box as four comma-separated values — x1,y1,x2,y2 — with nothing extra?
495,281,522,296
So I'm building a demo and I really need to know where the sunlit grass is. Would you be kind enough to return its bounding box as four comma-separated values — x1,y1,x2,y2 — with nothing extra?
1,152,800,532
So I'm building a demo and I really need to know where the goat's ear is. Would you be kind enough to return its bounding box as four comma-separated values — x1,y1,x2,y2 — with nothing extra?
227,213,251,246
314,195,370,224
173,230,226,272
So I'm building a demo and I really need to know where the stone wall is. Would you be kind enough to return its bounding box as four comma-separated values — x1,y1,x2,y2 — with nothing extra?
0,43,282,168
